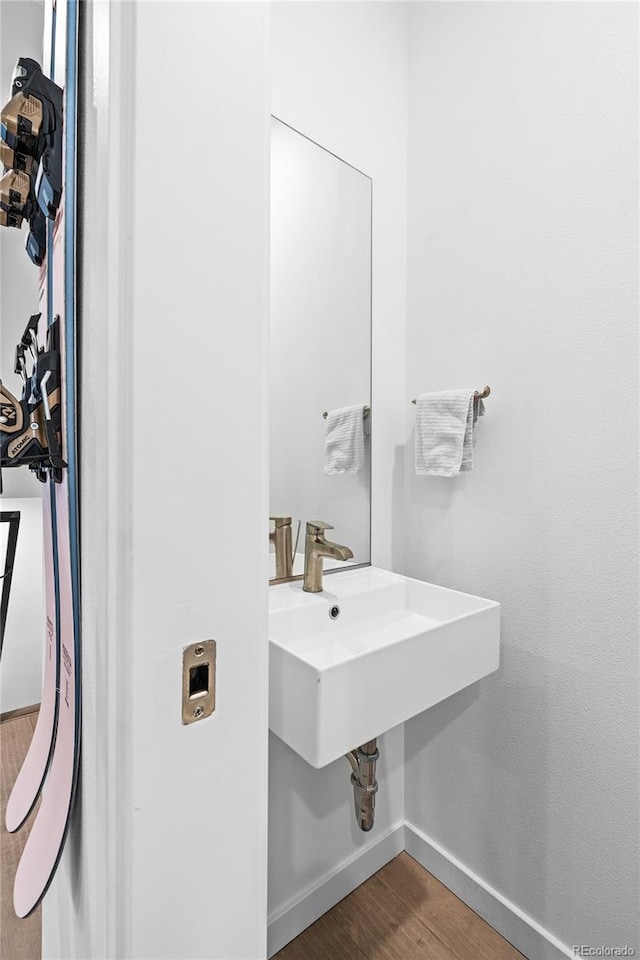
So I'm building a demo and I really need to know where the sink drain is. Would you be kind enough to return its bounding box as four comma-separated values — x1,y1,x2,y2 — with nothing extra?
329,605,341,620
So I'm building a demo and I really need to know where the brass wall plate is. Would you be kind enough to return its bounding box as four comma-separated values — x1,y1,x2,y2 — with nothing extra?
182,640,216,725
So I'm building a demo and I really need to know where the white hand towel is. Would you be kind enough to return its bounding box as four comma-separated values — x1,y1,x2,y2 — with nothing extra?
415,390,485,477
324,404,365,475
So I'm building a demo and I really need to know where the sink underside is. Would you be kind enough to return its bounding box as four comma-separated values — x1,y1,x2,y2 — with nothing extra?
269,566,500,768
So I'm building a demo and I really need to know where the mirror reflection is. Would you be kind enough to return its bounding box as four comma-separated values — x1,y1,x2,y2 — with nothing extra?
269,118,372,584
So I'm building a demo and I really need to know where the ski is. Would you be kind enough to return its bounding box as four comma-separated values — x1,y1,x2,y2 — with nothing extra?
0,0,81,918
2,55,64,828
3,313,64,831
4,483,59,833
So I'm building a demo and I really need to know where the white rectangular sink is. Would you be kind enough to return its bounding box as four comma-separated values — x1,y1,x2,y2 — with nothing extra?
269,566,500,768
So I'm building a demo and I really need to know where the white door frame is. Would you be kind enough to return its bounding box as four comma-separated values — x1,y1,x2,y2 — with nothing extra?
44,4,271,958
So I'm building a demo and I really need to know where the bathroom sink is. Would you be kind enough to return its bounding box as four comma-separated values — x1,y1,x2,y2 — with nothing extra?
269,567,500,768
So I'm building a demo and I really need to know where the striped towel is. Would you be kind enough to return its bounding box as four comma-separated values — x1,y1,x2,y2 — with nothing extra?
324,404,365,475
415,391,485,476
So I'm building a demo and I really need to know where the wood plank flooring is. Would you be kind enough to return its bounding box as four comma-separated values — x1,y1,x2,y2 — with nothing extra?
275,852,525,960
1,716,523,960
1,713,41,960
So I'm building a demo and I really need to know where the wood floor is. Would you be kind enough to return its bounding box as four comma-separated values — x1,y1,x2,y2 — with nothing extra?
274,853,525,960
1,716,523,960
1,714,41,960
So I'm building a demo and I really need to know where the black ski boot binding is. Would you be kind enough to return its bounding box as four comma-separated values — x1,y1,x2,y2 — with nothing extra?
0,139,35,175
0,314,65,492
0,58,63,222
0,166,43,261
0,167,39,226
25,208,46,266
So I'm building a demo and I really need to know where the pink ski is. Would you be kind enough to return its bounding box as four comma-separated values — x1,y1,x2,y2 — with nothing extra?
3,0,81,919
14,476,78,917
5,483,58,833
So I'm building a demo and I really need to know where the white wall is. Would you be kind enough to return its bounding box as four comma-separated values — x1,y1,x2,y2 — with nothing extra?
44,3,270,958
269,0,408,934
271,0,408,575
404,2,639,953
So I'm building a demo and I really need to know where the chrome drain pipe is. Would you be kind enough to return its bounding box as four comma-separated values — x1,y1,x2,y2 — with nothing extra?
346,739,379,832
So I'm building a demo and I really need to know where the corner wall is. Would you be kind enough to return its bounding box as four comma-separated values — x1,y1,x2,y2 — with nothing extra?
269,2,408,945
404,2,639,953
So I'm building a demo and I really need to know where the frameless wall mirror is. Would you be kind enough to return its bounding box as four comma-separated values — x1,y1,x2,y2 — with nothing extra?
270,117,372,584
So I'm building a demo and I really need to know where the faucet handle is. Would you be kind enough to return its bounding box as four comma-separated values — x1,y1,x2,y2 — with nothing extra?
270,516,292,527
307,520,334,537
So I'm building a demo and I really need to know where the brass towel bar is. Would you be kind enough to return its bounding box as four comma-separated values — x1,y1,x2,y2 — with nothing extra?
411,386,491,405
322,405,371,420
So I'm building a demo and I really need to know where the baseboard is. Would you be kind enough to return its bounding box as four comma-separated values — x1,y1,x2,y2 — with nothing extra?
404,823,573,960
0,702,40,724
267,822,405,958
267,820,575,959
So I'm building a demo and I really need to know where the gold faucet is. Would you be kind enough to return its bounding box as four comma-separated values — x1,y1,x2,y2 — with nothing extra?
270,516,293,581
303,521,353,593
